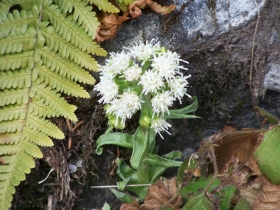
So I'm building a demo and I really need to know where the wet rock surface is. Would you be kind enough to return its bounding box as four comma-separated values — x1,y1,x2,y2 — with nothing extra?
80,1,280,209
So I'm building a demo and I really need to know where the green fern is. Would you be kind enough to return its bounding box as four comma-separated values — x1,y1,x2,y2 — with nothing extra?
0,0,135,209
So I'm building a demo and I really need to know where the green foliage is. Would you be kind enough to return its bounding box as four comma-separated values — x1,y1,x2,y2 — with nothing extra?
0,0,133,209
254,125,280,184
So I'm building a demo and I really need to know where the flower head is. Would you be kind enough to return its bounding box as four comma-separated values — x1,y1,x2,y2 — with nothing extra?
151,117,171,139
151,91,173,116
94,75,118,103
139,70,164,95
106,91,142,126
169,75,192,103
128,40,161,62
122,64,142,81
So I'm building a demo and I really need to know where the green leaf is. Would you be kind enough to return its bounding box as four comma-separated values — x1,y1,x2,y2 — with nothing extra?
254,125,280,184
101,202,110,210
130,126,149,170
182,193,215,210
165,97,200,119
90,0,119,13
95,133,133,155
177,156,199,183
144,153,182,167
219,184,236,210
110,189,135,203
180,176,221,200
234,197,251,210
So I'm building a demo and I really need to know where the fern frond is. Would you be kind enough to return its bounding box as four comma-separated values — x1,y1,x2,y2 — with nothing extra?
0,133,21,145
0,145,19,156
23,127,54,146
26,114,64,139
41,23,98,71
0,104,27,121
42,4,107,56
0,27,36,55
0,119,25,134
117,0,135,5
0,88,29,106
0,51,33,71
34,65,90,98
28,99,61,118
30,84,77,121
0,8,38,39
55,0,100,39
0,0,110,208
17,151,35,168
89,0,120,13
22,141,43,158
37,47,95,84
0,68,31,89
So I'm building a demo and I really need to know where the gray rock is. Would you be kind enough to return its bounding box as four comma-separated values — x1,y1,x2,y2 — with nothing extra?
264,63,280,92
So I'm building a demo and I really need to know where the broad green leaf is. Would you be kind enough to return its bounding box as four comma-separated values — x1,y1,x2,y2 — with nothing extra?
220,184,236,210
130,126,149,170
234,197,251,210
182,193,215,210
180,176,221,200
165,97,200,119
95,132,133,155
110,189,135,203
254,125,280,184
144,153,182,167
149,151,183,183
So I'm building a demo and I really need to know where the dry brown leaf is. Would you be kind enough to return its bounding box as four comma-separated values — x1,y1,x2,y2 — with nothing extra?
145,0,176,15
129,0,176,19
120,201,142,210
252,175,280,209
211,129,263,176
129,0,147,18
141,177,182,210
97,12,130,42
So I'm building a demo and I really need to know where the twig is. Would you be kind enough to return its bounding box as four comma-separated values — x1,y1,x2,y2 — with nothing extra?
249,0,261,107
90,184,152,188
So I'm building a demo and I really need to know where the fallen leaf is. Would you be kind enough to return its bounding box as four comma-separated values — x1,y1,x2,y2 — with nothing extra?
129,0,146,18
251,175,280,209
211,129,263,176
145,0,176,15
97,12,130,42
141,177,182,210
120,201,142,210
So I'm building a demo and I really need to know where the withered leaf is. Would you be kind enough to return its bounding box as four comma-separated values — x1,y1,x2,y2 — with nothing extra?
145,0,176,15
129,0,176,19
211,128,263,176
129,0,146,18
141,177,182,210
253,175,280,209
97,13,130,42
120,201,142,210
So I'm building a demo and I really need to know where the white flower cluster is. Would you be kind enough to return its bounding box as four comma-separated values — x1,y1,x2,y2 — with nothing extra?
94,40,191,138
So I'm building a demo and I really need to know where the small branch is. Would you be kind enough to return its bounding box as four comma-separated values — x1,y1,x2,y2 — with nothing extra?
249,0,261,107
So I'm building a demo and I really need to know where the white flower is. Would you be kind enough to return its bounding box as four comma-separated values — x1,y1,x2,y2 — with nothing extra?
104,51,131,76
139,70,164,94
106,92,142,126
151,117,171,139
122,64,142,81
94,75,118,103
151,91,173,116
152,51,189,81
128,40,161,61
169,75,191,103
